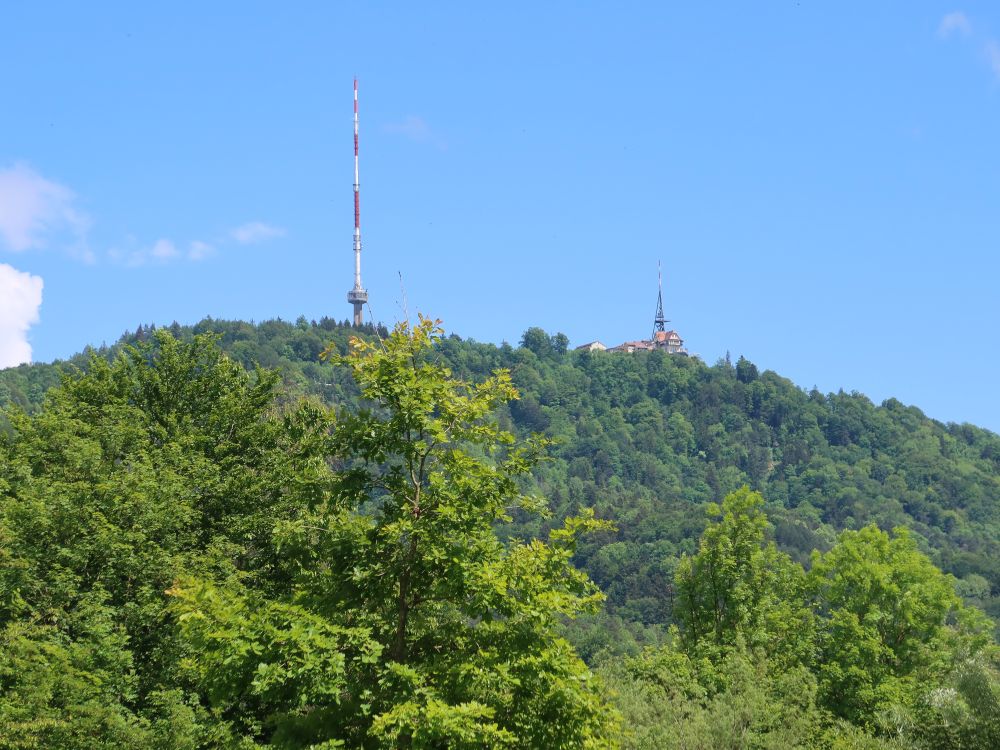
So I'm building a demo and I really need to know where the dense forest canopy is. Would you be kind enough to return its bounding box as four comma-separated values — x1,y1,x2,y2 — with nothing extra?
3,316,998,632
1,315,999,748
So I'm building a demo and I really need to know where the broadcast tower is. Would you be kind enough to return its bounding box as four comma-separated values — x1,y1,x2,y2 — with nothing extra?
346,78,368,326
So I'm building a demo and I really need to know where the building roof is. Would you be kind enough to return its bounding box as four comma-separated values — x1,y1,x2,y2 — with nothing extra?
610,340,655,352
653,330,682,341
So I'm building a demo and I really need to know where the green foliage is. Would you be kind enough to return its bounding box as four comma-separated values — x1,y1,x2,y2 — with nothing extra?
602,644,832,750
809,525,987,726
674,487,814,666
901,657,1000,749
6,318,1000,632
0,330,331,746
736,355,759,384
171,318,618,748
4,317,1000,747
602,488,998,747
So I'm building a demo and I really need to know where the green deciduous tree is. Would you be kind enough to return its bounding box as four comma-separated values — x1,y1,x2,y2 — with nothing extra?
0,330,330,747
172,317,619,748
604,489,1000,748
519,326,552,357
735,355,759,384
600,644,835,750
673,487,814,666
809,524,991,726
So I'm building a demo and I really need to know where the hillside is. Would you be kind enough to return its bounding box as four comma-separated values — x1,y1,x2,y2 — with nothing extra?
3,316,1000,747
4,316,998,645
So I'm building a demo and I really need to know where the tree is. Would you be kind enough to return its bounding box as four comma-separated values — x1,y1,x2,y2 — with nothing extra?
673,487,814,666
599,645,831,750
521,326,569,358
809,524,990,726
601,490,1000,748
0,330,329,747
519,326,551,357
665,412,696,456
908,657,1000,750
172,317,619,748
735,356,759,384
8,313,1000,637
551,332,570,355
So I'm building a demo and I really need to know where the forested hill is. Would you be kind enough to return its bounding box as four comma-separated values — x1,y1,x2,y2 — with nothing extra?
3,316,999,638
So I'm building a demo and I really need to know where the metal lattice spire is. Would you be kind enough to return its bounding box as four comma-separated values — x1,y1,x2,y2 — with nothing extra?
653,261,668,335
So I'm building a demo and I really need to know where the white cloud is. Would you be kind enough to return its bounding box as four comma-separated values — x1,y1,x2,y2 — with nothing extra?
2,163,286,269
150,238,178,260
116,238,181,267
384,115,447,150
230,221,285,244
121,249,146,267
188,240,214,261
76,247,97,265
987,40,1000,79
385,115,432,141
111,237,218,266
939,11,972,38
0,163,90,254
937,13,1000,81
0,263,43,368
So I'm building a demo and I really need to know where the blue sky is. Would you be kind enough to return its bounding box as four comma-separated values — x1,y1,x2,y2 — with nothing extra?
1,2,999,432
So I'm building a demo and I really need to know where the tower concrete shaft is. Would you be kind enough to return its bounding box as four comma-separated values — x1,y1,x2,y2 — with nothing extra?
346,77,368,325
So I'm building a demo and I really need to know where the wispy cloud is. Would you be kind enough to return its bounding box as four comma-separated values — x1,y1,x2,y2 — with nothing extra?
986,40,1000,79
2,162,286,270
188,240,214,261
384,115,432,141
383,115,447,150
230,221,285,245
0,263,43,368
938,12,1000,81
939,11,972,38
150,238,178,260
112,237,181,267
109,221,282,266
0,163,91,256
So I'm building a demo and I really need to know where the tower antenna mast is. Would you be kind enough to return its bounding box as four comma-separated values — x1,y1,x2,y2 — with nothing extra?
653,260,668,336
346,77,368,325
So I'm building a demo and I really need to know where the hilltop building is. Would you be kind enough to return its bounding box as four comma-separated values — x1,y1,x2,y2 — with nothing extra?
575,340,607,352
602,264,688,356
653,329,686,354
608,340,654,354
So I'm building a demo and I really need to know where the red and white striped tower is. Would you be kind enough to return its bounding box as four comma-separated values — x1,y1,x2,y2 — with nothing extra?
346,77,368,325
